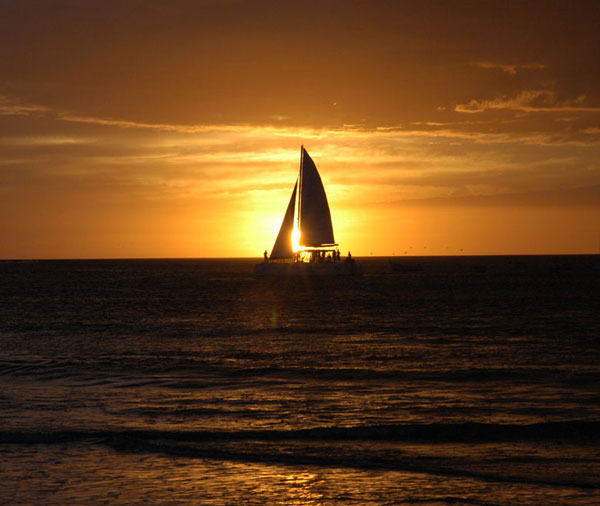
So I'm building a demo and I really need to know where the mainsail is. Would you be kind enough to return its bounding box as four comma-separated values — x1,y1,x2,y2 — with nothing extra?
269,147,335,259
299,149,335,247
269,181,297,259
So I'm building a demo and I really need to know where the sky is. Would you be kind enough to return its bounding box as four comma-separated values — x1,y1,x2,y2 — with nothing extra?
1,0,599,258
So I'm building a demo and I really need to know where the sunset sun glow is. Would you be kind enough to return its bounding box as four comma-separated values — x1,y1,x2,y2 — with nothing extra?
2,3,599,504
292,225,301,254
0,1,599,258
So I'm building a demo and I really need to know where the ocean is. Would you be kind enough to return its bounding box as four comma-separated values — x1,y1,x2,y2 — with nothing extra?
1,256,599,505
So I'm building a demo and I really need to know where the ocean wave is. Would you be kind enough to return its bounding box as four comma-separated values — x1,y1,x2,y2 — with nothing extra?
2,422,599,491
2,420,598,446
1,357,597,389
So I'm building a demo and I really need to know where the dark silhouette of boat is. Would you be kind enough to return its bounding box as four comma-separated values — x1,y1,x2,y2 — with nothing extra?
255,147,361,276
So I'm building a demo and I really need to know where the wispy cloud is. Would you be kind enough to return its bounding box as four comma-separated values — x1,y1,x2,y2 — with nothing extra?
471,61,545,76
52,111,600,148
0,135,94,146
455,90,600,113
58,113,253,134
0,95,50,116
57,115,600,149
2,94,599,149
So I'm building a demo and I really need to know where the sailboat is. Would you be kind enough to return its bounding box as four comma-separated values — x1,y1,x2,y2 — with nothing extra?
255,146,361,276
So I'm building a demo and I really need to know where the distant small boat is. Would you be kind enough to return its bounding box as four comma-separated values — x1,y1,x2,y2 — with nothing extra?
255,146,361,276
389,261,423,272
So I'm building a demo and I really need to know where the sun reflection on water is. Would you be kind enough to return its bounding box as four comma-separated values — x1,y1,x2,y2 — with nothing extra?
276,472,324,505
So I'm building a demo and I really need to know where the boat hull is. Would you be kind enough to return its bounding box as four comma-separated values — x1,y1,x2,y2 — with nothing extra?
254,261,362,277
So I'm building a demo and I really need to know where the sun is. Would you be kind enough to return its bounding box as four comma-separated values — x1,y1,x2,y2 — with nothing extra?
292,224,301,253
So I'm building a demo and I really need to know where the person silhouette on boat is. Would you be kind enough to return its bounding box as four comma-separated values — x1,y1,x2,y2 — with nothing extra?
346,251,353,263
264,250,269,262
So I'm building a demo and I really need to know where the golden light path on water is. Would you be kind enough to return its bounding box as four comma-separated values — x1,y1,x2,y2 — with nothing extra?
4,443,594,504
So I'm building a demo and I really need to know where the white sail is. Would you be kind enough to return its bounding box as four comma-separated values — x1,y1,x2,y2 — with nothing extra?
269,180,297,259
299,148,335,247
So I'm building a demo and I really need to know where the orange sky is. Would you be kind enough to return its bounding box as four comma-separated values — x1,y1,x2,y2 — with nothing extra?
1,0,599,258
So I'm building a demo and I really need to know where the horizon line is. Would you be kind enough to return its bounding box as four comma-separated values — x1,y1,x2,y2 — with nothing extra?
0,253,598,262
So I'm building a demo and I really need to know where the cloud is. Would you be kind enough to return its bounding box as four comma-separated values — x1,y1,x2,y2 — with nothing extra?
2,93,600,149
58,113,251,134
471,61,545,76
56,108,600,148
0,95,50,116
395,185,600,209
455,90,600,114
0,135,94,146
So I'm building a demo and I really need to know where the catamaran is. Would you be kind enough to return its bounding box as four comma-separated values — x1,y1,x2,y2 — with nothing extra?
255,146,361,276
